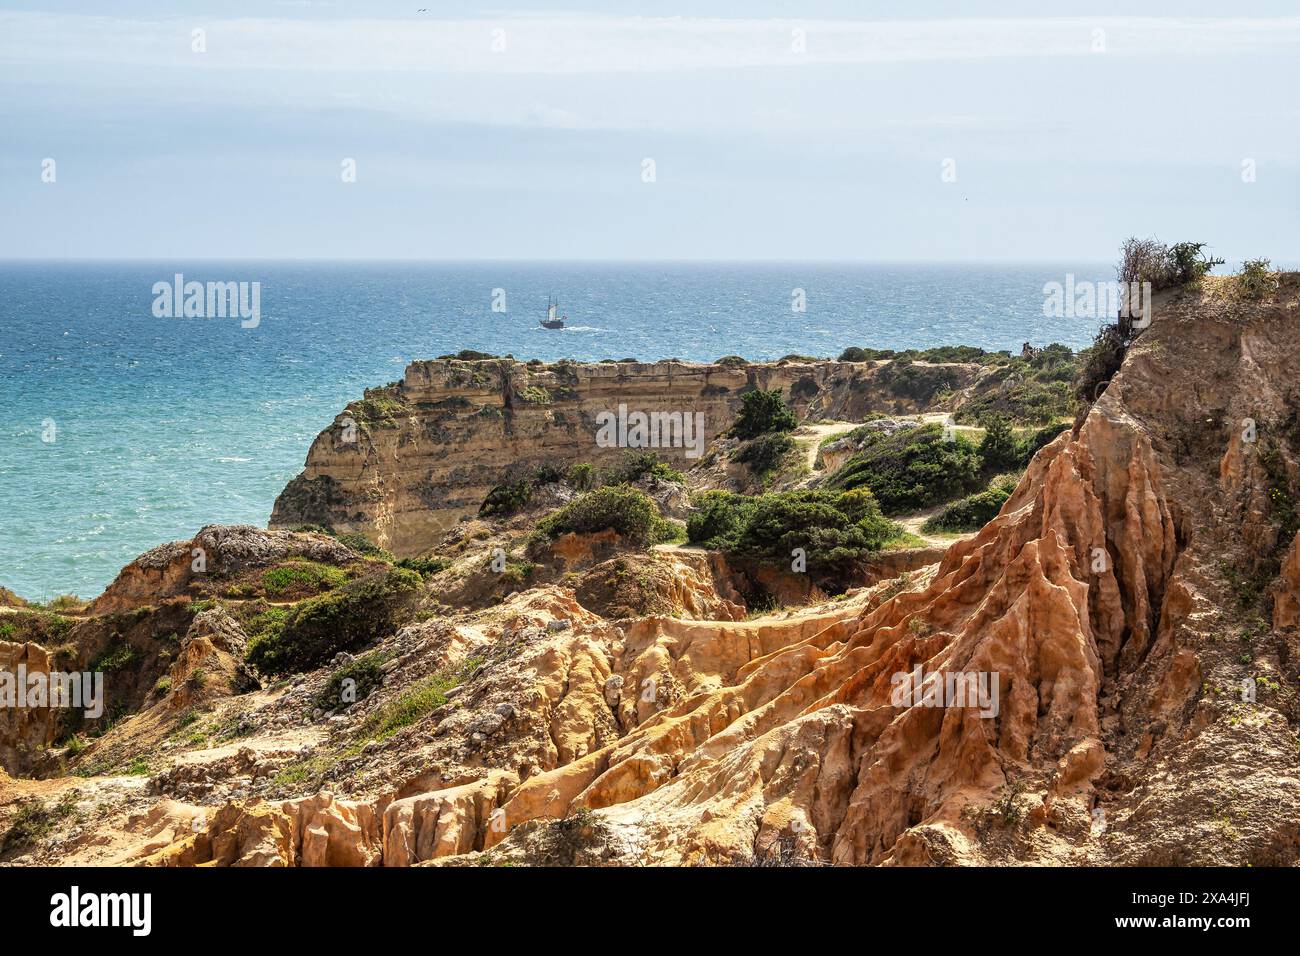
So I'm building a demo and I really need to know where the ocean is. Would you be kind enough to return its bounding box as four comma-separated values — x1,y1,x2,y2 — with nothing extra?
0,260,1112,600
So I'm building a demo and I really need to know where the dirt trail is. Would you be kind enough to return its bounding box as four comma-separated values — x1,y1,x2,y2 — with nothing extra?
793,420,859,473
897,505,970,548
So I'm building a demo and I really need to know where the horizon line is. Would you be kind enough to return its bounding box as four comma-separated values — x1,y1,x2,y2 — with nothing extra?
0,256,1120,265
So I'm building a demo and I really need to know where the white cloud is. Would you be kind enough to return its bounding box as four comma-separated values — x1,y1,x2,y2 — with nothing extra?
2,13,1299,75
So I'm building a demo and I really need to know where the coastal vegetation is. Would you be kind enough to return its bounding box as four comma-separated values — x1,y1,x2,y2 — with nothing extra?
824,424,984,513
687,487,901,586
534,486,676,546
729,388,798,440
480,452,686,519
245,567,421,675
922,473,1021,533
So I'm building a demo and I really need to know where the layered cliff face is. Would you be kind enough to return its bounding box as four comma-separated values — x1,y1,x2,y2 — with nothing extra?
269,357,980,557
6,278,1300,867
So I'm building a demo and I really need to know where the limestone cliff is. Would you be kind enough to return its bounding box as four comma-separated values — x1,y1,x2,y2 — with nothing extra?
269,357,979,556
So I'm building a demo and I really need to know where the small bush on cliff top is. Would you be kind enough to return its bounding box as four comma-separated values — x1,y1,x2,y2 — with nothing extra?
437,349,498,361
839,345,1010,365
825,423,983,514
1118,237,1223,293
1238,258,1277,300
730,388,798,440
246,567,421,675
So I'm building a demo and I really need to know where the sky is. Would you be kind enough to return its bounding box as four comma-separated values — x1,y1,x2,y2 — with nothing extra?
1,1,1297,262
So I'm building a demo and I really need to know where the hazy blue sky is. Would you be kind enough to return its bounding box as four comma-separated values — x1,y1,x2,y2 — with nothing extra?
2,1,1297,261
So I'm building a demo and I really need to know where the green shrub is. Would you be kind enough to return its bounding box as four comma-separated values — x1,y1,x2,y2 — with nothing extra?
841,345,1006,365
825,423,983,514
245,568,422,675
687,488,900,586
519,386,553,405
686,491,756,551
437,349,498,361
951,347,1078,425
730,388,798,440
479,481,532,517
1166,242,1224,286
839,346,894,362
90,642,136,673
1239,258,1276,299
315,650,392,710
336,533,394,561
1074,322,1128,405
244,604,289,649
535,486,672,546
923,474,1020,533
261,560,349,596
977,416,1019,472
601,451,685,486
913,345,995,364
350,386,410,428
733,432,796,476
568,463,595,491
395,556,451,577
532,464,565,485
1118,237,1223,293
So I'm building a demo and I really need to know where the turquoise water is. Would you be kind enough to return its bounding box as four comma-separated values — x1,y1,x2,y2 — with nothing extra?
0,261,1110,600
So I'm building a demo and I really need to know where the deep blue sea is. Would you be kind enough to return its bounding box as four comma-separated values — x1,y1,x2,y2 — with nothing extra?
0,261,1112,600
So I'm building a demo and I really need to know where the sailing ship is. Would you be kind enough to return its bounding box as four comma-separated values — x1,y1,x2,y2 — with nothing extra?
540,295,566,329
